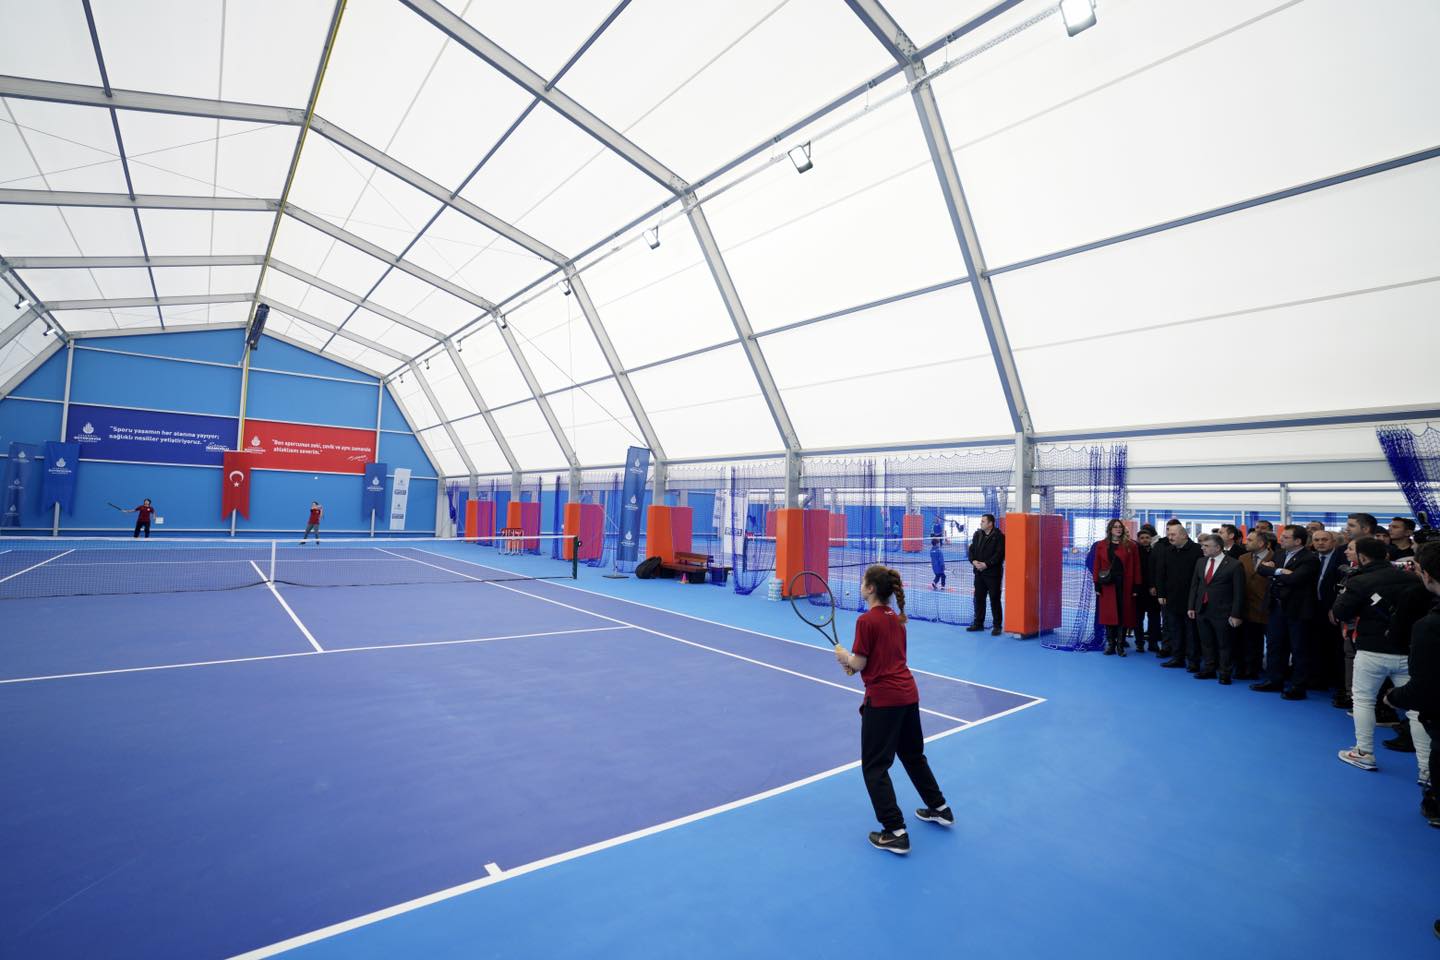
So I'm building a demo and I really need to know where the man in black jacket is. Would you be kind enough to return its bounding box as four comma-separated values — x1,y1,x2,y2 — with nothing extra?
966,514,1005,636
1135,524,1162,653
1187,533,1247,683
1386,540,1439,826
1309,528,1347,694
1334,538,1431,781
1251,524,1320,699
1158,519,1203,670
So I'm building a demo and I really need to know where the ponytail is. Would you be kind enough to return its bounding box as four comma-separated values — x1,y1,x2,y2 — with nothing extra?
862,564,908,623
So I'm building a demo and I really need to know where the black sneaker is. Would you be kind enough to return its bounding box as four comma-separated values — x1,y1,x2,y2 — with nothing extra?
916,806,954,827
867,829,910,854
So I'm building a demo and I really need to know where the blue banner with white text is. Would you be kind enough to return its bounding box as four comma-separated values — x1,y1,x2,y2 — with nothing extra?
616,446,650,566
362,462,388,518
3,442,43,527
67,404,235,466
41,441,80,514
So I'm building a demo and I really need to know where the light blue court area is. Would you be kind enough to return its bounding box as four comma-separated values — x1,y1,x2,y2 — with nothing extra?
2,542,1436,959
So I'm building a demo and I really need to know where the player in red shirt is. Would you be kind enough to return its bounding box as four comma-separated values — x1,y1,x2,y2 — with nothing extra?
126,499,155,539
834,564,951,854
301,501,323,544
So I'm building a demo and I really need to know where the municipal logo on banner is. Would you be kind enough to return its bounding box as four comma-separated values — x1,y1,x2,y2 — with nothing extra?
40,441,81,515
362,462,388,518
2,441,42,527
616,446,650,564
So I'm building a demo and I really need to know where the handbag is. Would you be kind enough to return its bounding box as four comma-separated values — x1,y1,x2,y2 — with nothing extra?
1096,541,1122,586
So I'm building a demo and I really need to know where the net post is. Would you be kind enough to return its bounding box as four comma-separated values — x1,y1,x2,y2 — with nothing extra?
268,539,277,583
571,536,579,579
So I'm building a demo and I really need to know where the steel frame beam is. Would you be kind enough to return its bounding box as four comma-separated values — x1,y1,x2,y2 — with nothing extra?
410,360,476,476
0,337,64,401
683,193,799,453
0,187,275,211
443,338,520,473
256,296,411,361
267,261,446,342
493,317,580,471
46,292,252,312
0,74,302,125
564,267,666,461
396,0,688,195
4,254,265,269
0,306,41,352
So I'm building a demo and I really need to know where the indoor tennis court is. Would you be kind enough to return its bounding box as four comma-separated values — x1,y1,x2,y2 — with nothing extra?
3,0,1439,957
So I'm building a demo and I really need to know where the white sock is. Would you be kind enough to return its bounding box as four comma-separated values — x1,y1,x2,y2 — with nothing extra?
936,804,949,812
892,828,906,836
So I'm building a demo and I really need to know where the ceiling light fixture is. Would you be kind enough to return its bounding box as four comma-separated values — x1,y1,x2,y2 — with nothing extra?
644,225,660,250
1060,0,1097,37
559,281,572,297
788,141,813,174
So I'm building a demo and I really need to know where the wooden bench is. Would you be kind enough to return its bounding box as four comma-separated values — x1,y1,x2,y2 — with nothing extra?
661,551,733,585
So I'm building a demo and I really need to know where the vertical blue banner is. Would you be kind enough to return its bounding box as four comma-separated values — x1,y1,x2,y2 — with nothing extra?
362,462,388,518
41,441,81,514
2,442,43,528
616,446,650,565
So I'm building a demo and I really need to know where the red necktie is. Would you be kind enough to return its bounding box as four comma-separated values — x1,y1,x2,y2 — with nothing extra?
1205,558,1216,584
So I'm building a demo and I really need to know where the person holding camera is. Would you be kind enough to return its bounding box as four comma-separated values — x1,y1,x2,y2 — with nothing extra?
1334,538,1431,784
1385,540,1439,821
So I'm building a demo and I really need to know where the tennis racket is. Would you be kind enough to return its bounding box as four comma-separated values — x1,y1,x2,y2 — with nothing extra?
107,501,124,511
788,571,838,647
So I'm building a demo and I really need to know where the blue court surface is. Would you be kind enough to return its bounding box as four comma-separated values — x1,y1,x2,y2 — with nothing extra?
3,542,1436,959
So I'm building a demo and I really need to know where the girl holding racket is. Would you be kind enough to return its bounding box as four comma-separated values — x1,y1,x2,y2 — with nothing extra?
833,564,951,854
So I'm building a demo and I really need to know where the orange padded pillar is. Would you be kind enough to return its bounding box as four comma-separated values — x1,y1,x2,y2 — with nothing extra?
774,508,806,597
646,504,675,563
1003,512,1063,637
901,513,923,553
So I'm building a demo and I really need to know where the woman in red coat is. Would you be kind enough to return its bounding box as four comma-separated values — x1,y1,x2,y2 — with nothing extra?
1092,518,1142,656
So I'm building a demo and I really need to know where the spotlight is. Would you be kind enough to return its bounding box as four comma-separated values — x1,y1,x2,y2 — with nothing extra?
399,372,406,384
1059,0,1097,37
559,281,572,297
644,225,660,250
42,326,51,338
14,296,29,309
457,337,464,353
498,316,509,330
787,141,813,174
424,358,430,371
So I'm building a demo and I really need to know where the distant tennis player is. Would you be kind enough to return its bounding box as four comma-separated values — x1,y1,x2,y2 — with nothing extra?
929,536,947,590
125,498,155,539
833,564,952,854
301,501,322,544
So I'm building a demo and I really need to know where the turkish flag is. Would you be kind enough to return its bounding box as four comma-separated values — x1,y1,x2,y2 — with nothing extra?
222,451,251,519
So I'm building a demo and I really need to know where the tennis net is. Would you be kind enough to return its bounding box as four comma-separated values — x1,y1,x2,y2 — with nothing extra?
0,534,580,600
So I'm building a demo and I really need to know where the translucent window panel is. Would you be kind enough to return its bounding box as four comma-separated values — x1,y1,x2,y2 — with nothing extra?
118,113,298,199
627,345,784,458
458,324,532,408
2,100,128,193
406,206,554,305
758,284,1012,448
203,301,253,327
0,0,101,86
272,218,391,294
461,2,611,80
489,401,567,471
392,371,441,429
562,0,895,179
261,273,355,326
576,221,737,368
459,106,668,255
58,207,145,257
288,137,443,255
701,94,964,332
340,307,434,358
504,286,611,392
0,206,81,256
321,337,394,377
935,0,1440,266
1017,280,1440,434
369,271,479,335
17,268,105,302
90,1,224,100
48,308,120,332
151,265,261,298
420,426,468,476
138,210,272,256
219,1,335,106
547,378,646,466
0,322,56,391
996,159,1440,351
451,414,510,475
159,302,214,327
423,350,480,419
1124,427,1391,468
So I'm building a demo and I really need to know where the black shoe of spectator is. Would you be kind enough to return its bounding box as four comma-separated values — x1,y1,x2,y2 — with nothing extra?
1103,641,1115,655
965,624,984,632
1331,695,1353,709
1155,646,1171,658
1250,680,1284,691
1162,658,1187,669
991,626,1002,637
1282,687,1307,701
1218,675,1232,685
1193,671,1217,680
1384,732,1416,753
1375,705,1401,726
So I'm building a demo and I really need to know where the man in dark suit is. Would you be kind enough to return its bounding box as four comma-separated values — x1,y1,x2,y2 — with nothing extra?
1219,524,1246,559
1158,519,1204,670
1309,528,1347,695
1251,524,1320,699
1187,534,1247,682
1135,524,1163,653
966,513,1005,636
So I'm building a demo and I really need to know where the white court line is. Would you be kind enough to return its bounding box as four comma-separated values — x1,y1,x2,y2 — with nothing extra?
0,548,74,585
415,547,1047,706
394,549,970,726
0,626,629,685
226,699,1047,960
252,561,323,653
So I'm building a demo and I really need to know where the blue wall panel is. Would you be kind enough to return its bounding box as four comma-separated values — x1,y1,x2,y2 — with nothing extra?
81,329,245,365
7,349,69,400
249,336,377,382
0,397,63,448
379,389,412,432
245,371,379,430
71,350,241,416
377,432,434,476
1,330,435,535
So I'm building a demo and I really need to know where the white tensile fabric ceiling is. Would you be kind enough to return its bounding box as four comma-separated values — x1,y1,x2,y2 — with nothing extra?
2,0,1437,478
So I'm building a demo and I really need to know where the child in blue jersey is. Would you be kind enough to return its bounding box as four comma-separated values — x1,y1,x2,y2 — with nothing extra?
929,536,946,590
